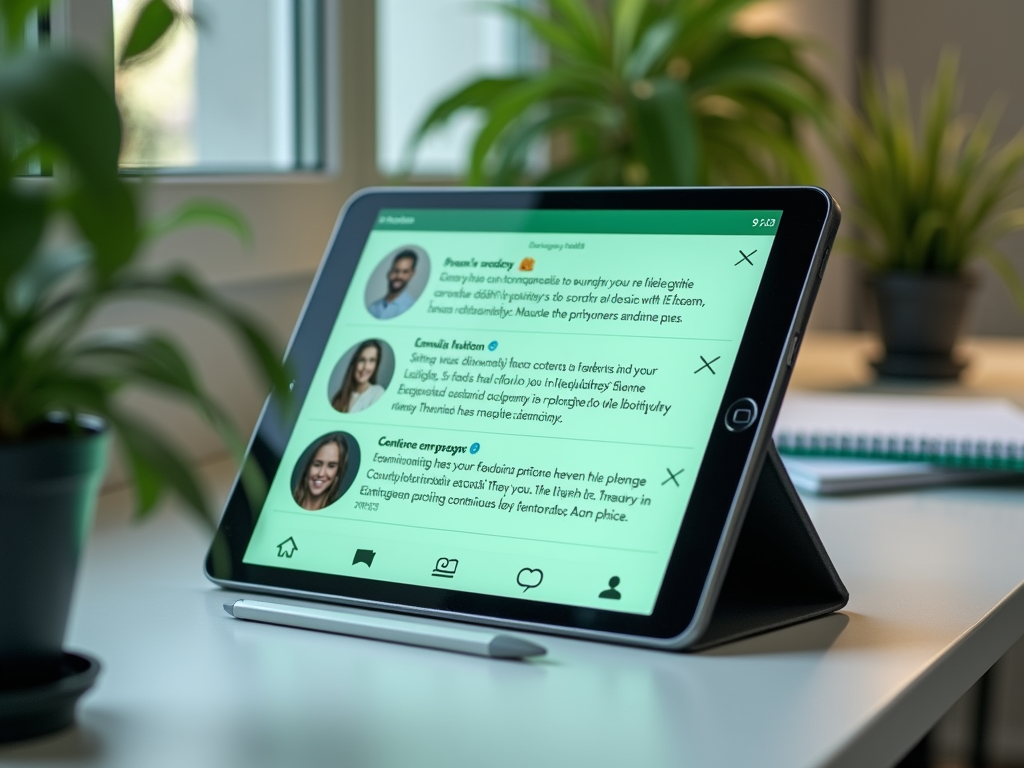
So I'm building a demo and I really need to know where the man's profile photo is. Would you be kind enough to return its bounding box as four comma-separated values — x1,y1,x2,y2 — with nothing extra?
365,245,430,320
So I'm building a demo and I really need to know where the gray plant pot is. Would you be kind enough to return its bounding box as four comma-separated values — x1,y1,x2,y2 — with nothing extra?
0,416,108,738
868,272,975,379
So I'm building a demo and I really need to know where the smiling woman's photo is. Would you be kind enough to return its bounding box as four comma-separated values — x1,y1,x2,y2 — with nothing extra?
290,432,360,511
328,338,395,415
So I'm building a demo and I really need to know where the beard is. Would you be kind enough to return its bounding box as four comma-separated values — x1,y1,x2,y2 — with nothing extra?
389,277,407,294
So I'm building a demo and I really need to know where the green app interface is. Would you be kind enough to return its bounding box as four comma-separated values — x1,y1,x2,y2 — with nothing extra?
243,208,781,615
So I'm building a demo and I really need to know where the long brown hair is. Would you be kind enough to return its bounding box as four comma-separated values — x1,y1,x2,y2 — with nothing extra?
331,340,382,413
292,434,347,510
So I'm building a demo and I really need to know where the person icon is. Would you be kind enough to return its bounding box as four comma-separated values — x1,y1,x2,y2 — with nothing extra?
368,248,419,319
599,576,622,600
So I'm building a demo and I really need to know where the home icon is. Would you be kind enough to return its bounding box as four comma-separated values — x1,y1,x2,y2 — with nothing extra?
276,537,299,558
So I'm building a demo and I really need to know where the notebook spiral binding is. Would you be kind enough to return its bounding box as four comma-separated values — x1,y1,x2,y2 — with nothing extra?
775,431,1024,471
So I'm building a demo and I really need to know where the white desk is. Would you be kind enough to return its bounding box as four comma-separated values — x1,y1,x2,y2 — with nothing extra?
4,334,1024,768
2,463,1023,768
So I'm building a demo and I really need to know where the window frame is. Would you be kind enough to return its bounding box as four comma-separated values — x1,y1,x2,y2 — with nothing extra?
51,0,380,286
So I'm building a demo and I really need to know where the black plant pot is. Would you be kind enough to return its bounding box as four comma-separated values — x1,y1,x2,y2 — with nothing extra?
869,272,975,380
0,416,108,740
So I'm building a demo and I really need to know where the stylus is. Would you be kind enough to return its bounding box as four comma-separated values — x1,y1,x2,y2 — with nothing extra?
224,599,547,659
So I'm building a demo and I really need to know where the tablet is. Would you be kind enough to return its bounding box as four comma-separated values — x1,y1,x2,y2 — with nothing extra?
207,187,841,649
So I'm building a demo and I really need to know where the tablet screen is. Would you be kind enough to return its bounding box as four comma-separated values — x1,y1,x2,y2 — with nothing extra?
242,208,780,615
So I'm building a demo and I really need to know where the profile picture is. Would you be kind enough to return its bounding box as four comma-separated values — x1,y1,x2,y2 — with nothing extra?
328,338,395,414
364,245,430,320
290,432,360,511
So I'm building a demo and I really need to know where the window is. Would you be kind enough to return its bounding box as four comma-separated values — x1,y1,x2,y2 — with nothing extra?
376,0,530,177
114,0,323,172
50,0,535,284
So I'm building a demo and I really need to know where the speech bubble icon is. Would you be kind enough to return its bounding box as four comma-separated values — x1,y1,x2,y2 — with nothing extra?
352,549,376,567
516,567,543,592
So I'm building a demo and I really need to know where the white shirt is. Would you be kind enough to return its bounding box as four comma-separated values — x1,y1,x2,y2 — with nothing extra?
349,384,385,413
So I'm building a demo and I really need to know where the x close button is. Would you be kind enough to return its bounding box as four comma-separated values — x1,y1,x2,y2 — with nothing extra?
724,398,759,432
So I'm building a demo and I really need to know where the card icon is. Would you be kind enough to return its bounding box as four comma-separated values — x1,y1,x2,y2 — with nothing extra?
432,557,458,578
352,549,376,567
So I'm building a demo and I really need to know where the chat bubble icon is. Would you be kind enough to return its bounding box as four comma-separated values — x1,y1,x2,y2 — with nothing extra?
352,549,376,567
516,567,543,592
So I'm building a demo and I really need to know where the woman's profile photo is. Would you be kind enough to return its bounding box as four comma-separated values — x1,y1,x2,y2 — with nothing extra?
290,432,360,511
364,245,430,320
328,339,395,414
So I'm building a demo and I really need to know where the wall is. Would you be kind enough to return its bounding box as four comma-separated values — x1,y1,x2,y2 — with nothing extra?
740,0,860,332
876,0,1024,337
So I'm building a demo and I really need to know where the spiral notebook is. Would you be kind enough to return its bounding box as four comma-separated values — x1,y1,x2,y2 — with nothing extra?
775,392,1024,472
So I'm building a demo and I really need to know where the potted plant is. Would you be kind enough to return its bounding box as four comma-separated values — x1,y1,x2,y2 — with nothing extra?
834,51,1024,379
406,0,830,186
0,0,288,741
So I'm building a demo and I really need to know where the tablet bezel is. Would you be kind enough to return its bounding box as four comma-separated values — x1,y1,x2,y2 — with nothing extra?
206,186,838,645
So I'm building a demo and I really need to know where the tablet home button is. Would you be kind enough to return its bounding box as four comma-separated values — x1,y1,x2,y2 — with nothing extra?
724,398,759,432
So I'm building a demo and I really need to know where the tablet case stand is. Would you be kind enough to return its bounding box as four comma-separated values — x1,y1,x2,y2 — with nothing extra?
689,441,849,650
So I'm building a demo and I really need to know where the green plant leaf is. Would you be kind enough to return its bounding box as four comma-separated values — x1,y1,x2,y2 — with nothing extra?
402,76,525,173
70,328,252,473
546,0,607,62
69,179,140,278
611,0,648,72
142,198,253,246
982,246,1024,312
409,0,828,187
107,407,210,521
0,188,47,291
692,64,825,123
677,0,761,61
7,244,90,315
834,52,1024,282
918,50,958,209
72,330,206,399
628,77,700,185
490,3,598,64
467,75,582,184
119,0,177,67
491,100,621,185
0,52,121,188
109,269,292,407
623,16,679,81
702,115,815,184
535,152,622,186
1,368,115,443
0,0,48,50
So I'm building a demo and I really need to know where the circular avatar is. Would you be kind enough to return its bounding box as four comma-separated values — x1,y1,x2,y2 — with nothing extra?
364,245,430,320
290,432,361,511
328,338,395,414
